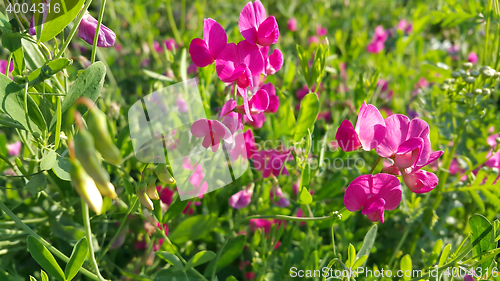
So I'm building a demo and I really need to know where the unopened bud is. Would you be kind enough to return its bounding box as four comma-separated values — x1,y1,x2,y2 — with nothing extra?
470,70,480,77
480,66,491,72
473,89,482,95
86,104,123,165
482,88,491,95
465,77,475,84
444,78,455,84
74,128,117,199
451,72,460,78
494,72,500,78
440,84,449,91
462,62,473,69
465,92,474,98
70,159,103,215
155,164,175,184
146,184,159,200
137,182,154,210
481,68,495,78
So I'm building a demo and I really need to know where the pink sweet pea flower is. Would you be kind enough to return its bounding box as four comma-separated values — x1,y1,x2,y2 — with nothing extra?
189,18,227,67
287,18,297,31
182,201,201,215
397,20,412,34
187,63,198,75
0,60,14,75
159,186,174,206
220,99,243,135
229,187,253,209
367,41,385,54
376,115,432,168
244,112,266,128
316,24,327,36
176,95,188,113
335,102,386,152
260,83,279,113
249,218,274,233
163,38,177,51
296,85,310,100
78,12,116,47
398,151,443,193
236,88,270,116
260,46,284,75
270,186,290,208
367,26,388,54
191,119,233,152
344,173,402,223
448,45,460,60
468,51,478,64
29,15,36,36
307,36,319,46
239,0,279,46
252,149,292,178
7,141,22,156
377,79,393,100
230,129,256,160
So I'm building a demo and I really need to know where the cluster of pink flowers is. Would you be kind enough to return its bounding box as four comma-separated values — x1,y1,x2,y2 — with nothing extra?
189,0,283,153
336,102,442,223
367,20,412,54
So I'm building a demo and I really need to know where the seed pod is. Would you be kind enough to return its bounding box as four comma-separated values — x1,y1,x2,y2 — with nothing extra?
470,70,480,77
465,77,475,84
69,159,103,215
147,185,159,200
87,106,123,165
482,88,491,95
473,89,482,95
137,182,154,210
74,128,117,199
451,72,460,78
461,62,473,70
155,164,175,184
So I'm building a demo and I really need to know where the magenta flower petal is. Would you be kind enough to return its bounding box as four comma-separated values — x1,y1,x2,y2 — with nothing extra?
287,18,297,31
229,188,253,209
191,119,210,137
7,141,22,156
244,130,256,158
244,112,266,128
239,0,267,45
249,89,270,113
203,18,227,59
238,40,265,75
270,186,290,208
355,102,387,151
403,170,438,193
266,94,279,113
266,48,284,75
0,59,14,75
394,137,424,169
78,13,116,47
408,119,431,166
189,38,213,67
256,16,279,46
376,114,410,158
335,120,362,152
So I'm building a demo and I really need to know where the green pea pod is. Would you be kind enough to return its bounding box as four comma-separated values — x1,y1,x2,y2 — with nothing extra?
87,107,123,165
146,182,159,200
155,164,175,184
74,128,117,199
137,182,154,210
69,159,103,215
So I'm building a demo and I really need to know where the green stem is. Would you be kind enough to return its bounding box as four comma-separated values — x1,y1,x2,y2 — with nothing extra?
97,197,138,262
369,156,382,174
82,199,108,281
54,0,94,59
6,53,13,78
91,0,107,64
0,200,101,281
165,0,183,44
484,0,494,66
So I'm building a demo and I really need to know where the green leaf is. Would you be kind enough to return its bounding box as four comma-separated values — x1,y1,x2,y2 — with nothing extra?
186,250,216,270
30,276,38,281
64,237,88,281
347,244,356,268
49,61,107,130
0,75,44,134
204,235,246,276
301,163,311,187
355,224,377,267
438,244,451,267
469,214,495,272
152,198,163,223
52,155,71,181
296,45,311,87
40,271,48,281
0,112,26,130
143,69,175,82
297,187,312,204
400,255,412,281
156,251,184,269
180,48,187,82
26,236,65,281
26,173,48,196
272,90,296,138
40,151,57,171
54,97,62,149
162,198,189,223
154,267,189,281
34,0,85,42
293,93,320,142
168,215,217,244
226,277,238,281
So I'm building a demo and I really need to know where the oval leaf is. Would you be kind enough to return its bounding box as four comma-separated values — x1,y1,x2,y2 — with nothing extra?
294,93,320,142
65,237,89,281
186,250,216,270
27,236,65,281
156,251,184,269
204,235,246,276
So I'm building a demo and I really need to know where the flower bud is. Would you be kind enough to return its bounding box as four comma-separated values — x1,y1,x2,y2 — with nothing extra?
451,72,460,78
78,12,116,47
86,106,123,165
461,62,473,69
155,164,175,184
465,92,474,98
470,70,480,77
482,88,491,95
473,88,482,95
481,68,495,78
465,77,475,84
146,176,159,200
479,66,491,72
439,84,449,91
74,128,117,199
494,72,500,78
137,182,154,210
444,78,455,84
70,159,103,215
